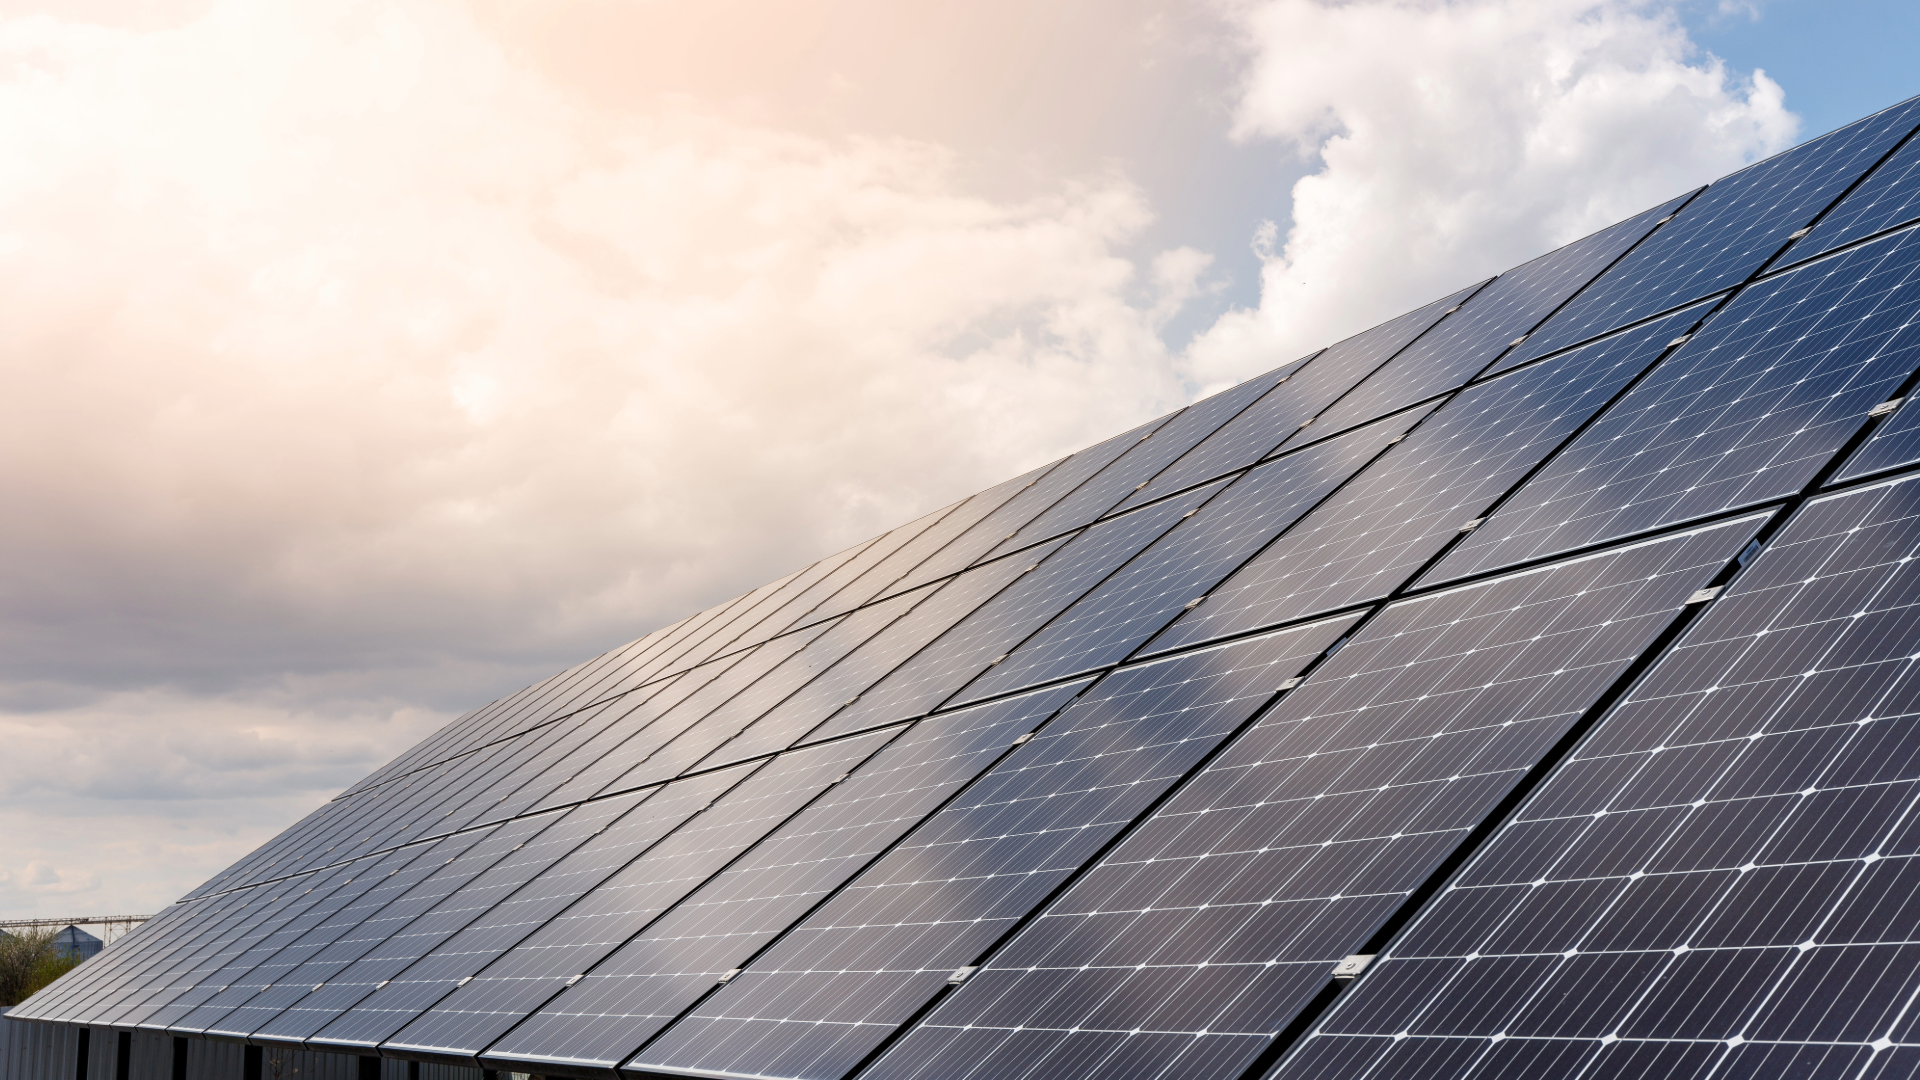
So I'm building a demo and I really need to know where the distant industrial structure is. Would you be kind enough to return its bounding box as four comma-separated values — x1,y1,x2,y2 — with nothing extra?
0,916,148,949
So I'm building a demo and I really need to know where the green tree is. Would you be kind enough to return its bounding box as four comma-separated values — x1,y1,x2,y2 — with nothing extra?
0,927,88,1006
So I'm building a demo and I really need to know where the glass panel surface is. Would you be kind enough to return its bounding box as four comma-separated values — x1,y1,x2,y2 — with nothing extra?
868,515,1760,1080
1154,306,1702,653
986,368,1298,557
805,484,1228,741
1112,285,1481,515
627,615,1361,1080
1783,119,1920,267
1427,223,1920,586
484,682,1090,1072
1295,198,1687,441
958,408,1434,704
1273,472,1920,1080
1506,100,1920,368
381,731,896,1059
300,787,686,1052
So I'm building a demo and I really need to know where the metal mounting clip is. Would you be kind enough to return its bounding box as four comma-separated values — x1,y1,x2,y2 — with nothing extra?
1332,954,1376,979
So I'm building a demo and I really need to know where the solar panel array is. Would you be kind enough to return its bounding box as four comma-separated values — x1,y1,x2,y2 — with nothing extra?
19,95,1920,1080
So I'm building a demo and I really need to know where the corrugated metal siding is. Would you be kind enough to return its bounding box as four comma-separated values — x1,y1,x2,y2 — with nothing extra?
124,1030,173,1080
1,1008,79,1080
0,1018,484,1080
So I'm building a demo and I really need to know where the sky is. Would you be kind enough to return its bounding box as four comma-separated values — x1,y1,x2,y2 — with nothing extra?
0,0,1913,917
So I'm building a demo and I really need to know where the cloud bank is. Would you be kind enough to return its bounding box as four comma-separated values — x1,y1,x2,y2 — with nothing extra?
0,0,1800,912
1188,0,1796,387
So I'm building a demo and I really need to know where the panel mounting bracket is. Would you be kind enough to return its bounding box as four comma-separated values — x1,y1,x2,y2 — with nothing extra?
1332,954,1375,979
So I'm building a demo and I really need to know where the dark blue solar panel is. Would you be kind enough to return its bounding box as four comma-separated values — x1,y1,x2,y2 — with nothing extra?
1507,100,1920,367
1291,198,1690,443
11,887,263,1025
955,408,1434,704
1839,391,1920,483
244,815,564,1043
298,786,690,1051
806,483,1056,629
867,513,1761,1080
138,843,436,1033
1784,120,1920,268
799,483,1227,742
984,369,1298,557
1151,306,1702,654
1114,286,1483,514
483,681,1090,1073
1427,223,1920,586
681,537,1085,770
626,615,1360,1080
378,731,895,1060
1275,470,1920,1080
188,829,503,1041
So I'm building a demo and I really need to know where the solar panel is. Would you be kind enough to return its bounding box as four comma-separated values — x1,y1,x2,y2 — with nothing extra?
138,844,438,1032
299,784,711,1051
1288,197,1690,442
35,91,1920,1080
1114,286,1482,514
523,627,853,812
953,408,1435,706
482,681,1091,1074
1273,470,1920,1080
1426,221,1920,587
1782,125,1920,268
884,459,1080,598
625,615,1360,1080
680,536,1086,770
1150,305,1705,654
186,829,506,1040
246,814,578,1044
983,366,1312,562
1504,99,1920,369
376,730,898,1060
866,513,1762,1080
743,487,1226,757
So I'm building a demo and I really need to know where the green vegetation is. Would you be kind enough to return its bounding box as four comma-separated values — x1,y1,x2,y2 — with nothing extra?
0,927,88,1006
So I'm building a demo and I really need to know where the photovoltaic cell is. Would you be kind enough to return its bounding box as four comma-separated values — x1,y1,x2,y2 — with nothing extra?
585,590,934,793
1153,306,1705,653
245,815,573,1044
1098,354,1323,517
1840,392,1920,483
1507,99,1920,367
300,785,701,1052
686,540,1077,769
885,460,1078,597
380,730,897,1060
984,369,1297,558
522,632,845,813
1427,221,1920,586
1293,199,1688,443
1784,124,1920,267
626,615,1360,1080
957,408,1435,705
799,484,1226,743
137,843,441,1032
803,474,1065,629
484,681,1090,1073
868,514,1761,1080
1116,286,1483,514
188,829,505,1040
1278,471,1920,1080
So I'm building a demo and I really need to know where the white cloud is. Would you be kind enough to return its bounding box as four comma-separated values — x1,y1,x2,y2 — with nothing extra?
1186,0,1797,386
0,1,1198,911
